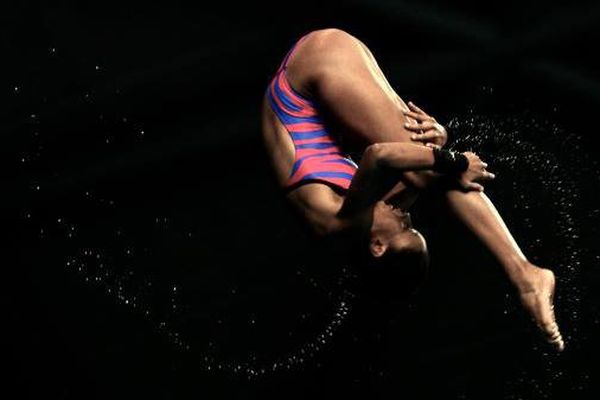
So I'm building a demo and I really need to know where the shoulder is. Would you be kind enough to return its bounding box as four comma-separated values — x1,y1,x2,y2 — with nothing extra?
287,183,347,237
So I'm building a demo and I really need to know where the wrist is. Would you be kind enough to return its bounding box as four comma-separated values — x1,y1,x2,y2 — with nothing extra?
432,148,468,174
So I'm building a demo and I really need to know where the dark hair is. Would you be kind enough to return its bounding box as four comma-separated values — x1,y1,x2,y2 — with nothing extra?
363,247,429,301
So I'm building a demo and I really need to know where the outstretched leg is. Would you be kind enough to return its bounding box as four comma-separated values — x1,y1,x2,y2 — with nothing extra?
292,28,564,350
444,190,563,351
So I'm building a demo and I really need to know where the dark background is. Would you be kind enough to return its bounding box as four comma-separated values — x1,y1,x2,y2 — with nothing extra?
5,1,600,399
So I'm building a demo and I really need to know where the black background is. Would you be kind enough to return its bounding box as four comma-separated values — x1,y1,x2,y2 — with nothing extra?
5,1,600,399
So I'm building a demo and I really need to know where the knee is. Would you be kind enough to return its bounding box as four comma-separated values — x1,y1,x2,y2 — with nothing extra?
309,28,355,44
305,28,361,70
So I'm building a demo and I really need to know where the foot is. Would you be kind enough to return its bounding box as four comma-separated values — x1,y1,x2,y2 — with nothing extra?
518,266,565,352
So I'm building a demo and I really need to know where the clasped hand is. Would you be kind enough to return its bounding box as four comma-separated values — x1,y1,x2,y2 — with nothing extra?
403,101,495,192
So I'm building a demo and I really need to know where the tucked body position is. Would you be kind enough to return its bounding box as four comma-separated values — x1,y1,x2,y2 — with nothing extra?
260,28,564,351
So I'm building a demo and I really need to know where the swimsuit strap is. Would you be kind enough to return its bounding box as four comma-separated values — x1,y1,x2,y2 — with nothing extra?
277,32,313,72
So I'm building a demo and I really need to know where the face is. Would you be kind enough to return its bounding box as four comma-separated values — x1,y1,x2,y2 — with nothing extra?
364,203,429,294
369,202,428,259
365,206,430,296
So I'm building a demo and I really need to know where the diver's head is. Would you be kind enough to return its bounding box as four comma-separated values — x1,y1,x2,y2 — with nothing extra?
368,201,429,265
362,201,429,299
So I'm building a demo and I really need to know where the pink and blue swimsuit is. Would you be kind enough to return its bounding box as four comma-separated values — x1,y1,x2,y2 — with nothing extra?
266,33,358,192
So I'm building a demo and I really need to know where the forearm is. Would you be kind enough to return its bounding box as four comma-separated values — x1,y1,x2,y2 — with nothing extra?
340,143,466,214
373,142,435,171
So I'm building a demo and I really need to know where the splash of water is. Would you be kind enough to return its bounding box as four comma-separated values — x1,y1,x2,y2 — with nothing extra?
447,107,595,399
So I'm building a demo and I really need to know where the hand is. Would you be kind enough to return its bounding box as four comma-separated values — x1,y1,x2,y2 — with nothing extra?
403,101,448,148
458,151,495,192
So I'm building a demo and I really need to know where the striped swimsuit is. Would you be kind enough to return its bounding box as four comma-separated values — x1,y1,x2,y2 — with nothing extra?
266,33,358,191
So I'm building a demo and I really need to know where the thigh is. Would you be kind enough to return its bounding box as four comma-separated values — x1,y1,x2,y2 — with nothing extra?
295,29,416,148
287,30,434,200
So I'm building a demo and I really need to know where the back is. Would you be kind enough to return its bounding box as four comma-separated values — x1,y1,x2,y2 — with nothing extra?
261,31,358,193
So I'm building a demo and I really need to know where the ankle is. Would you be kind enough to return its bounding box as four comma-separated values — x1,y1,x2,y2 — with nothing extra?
511,260,540,293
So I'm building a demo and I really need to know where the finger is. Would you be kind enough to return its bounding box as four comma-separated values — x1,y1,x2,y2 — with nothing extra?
404,121,437,132
407,101,427,115
425,142,442,149
482,162,488,168
402,110,434,122
475,171,496,180
410,130,445,142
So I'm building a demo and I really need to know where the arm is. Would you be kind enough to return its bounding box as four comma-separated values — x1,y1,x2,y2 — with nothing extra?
339,142,487,216
339,142,433,215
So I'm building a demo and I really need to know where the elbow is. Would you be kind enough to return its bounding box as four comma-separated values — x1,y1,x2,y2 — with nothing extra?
363,143,391,168
364,142,414,170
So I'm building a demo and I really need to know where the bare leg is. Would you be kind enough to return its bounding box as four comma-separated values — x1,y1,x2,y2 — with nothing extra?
293,29,564,350
445,191,563,351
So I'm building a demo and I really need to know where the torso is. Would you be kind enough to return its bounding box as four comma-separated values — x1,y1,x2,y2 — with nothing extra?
261,94,295,187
